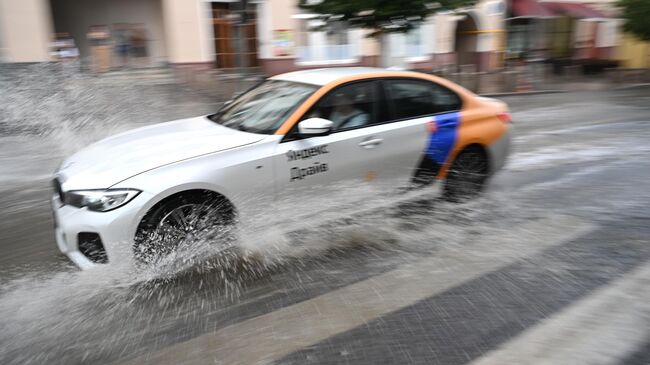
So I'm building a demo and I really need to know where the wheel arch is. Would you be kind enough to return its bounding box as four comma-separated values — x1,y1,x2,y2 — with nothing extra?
438,142,490,179
131,187,238,242
138,189,237,226
130,188,237,264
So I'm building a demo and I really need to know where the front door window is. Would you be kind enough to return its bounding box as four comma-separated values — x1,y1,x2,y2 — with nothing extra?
303,81,376,131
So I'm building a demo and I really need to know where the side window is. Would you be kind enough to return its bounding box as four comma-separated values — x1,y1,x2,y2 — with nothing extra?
303,81,376,132
430,82,462,114
386,80,436,120
386,79,463,120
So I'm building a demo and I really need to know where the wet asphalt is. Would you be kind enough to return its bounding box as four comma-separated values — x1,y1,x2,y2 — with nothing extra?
0,77,649,364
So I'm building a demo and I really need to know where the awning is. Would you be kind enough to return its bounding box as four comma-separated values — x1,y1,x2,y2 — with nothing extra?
510,0,555,18
541,2,608,19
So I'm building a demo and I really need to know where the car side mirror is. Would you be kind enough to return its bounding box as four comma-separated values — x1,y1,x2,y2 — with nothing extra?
298,118,334,137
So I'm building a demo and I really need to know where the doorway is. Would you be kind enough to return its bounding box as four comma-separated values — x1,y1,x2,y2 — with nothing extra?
211,1,259,69
454,13,480,69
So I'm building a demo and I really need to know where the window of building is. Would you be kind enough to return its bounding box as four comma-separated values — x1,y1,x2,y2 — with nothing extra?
296,18,359,64
406,26,426,58
487,1,505,15
324,21,351,61
506,23,527,57
389,21,434,60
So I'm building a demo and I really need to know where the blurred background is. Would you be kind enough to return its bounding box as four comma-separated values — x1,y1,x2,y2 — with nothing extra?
1,1,650,365
0,0,648,92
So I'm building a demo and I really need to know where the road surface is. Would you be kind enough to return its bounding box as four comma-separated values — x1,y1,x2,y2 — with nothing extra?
0,74,649,365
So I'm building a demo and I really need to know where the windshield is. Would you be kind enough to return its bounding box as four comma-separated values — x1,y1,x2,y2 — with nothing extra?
209,80,317,134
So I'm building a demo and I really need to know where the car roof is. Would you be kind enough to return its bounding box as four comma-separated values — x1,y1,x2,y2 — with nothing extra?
271,67,406,86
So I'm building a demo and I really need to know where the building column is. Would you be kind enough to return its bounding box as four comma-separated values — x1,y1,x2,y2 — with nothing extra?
257,0,298,75
161,0,213,66
0,0,53,62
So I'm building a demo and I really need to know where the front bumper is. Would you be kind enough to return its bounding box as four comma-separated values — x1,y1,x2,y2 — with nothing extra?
51,191,152,269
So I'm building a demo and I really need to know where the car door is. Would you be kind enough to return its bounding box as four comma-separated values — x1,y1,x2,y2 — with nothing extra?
273,80,389,208
377,78,463,188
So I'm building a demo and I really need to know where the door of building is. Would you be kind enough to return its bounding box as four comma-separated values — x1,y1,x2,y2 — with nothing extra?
211,2,259,69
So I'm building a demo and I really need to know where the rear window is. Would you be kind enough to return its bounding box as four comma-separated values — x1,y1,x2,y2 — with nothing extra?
386,79,462,120
430,82,462,114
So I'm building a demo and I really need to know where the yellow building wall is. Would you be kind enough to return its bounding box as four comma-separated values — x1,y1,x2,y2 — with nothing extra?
617,33,649,69
161,0,213,64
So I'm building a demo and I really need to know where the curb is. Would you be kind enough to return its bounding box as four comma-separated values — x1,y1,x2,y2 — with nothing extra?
479,90,567,97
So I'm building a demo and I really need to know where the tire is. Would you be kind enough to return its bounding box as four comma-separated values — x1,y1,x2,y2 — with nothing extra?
133,191,235,265
443,146,489,202
411,156,441,187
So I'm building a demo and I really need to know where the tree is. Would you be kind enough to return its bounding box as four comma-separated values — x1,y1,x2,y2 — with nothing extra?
298,0,474,66
618,0,650,41
618,0,650,67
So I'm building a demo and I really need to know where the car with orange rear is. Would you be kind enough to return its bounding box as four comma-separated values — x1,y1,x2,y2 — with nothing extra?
51,67,511,269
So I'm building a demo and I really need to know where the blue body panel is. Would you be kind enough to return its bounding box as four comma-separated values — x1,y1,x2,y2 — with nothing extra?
425,112,460,165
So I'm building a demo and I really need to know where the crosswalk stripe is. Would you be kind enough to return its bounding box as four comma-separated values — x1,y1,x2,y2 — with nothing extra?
468,260,650,365
121,215,596,365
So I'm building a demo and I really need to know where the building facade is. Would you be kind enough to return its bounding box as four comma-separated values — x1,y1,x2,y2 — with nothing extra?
0,0,509,73
0,0,214,66
2,0,642,74
259,0,507,74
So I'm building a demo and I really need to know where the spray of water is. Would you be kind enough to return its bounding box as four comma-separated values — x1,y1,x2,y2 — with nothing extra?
0,63,220,184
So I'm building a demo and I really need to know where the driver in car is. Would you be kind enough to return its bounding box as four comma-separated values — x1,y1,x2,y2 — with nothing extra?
329,90,369,130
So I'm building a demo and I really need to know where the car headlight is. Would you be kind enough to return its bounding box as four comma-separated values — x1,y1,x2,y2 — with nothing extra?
64,189,141,212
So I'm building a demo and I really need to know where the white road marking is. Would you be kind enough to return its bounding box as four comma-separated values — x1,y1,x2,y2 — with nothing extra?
468,261,650,365
121,215,596,365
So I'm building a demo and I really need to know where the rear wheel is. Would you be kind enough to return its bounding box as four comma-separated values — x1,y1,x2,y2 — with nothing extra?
444,146,489,202
134,191,236,265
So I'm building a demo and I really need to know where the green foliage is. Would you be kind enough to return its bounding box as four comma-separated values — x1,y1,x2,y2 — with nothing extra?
618,0,650,40
298,0,474,37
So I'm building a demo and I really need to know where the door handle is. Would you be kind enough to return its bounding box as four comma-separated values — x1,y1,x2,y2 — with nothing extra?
359,138,383,148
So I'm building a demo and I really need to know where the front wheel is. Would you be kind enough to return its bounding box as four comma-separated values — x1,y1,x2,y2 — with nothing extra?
444,147,489,202
134,191,236,265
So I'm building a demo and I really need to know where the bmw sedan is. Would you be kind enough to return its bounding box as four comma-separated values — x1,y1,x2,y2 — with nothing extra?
52,67,511,269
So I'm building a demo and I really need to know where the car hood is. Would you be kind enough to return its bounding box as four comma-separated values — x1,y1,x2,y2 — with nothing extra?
56,116,265,190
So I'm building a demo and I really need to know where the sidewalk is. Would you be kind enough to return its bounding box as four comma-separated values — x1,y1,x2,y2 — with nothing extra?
434,64,650,95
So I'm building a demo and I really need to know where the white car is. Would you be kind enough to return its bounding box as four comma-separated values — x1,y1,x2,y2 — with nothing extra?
52,67,511,269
